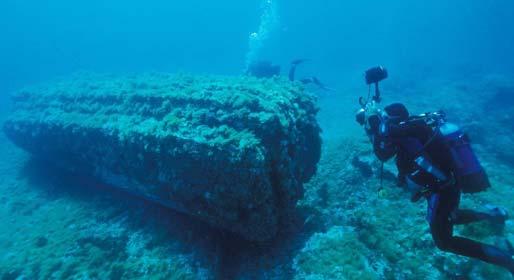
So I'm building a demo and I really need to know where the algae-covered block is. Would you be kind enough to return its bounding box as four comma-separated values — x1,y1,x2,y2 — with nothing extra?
3,73,321,241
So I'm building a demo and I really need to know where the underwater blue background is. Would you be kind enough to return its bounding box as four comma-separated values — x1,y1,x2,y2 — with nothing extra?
2,0,514,279
2,0,514,96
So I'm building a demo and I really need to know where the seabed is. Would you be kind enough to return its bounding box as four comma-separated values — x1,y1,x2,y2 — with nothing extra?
1,74,514,279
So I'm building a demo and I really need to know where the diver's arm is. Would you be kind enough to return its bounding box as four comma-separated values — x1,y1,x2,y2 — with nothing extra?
372,134,397,162
387,119,428,138
366,115,397,162
374,118,429,161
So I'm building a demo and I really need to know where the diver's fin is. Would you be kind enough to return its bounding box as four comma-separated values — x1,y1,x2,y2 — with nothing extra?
502,239,514,256
291,59,309,66
485,205,509,225
290,59,309,80
496,237,514,256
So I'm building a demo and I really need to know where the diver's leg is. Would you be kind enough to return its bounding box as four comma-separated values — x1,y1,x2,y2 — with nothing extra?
434,234,514,274
428,192,455,251
452,208,508,225
452,209,494,224
429,189,514,274
289,59,308,81
288,64,297,81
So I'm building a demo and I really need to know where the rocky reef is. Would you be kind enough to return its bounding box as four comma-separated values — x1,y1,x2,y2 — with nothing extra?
2,73,514,279
2,73,321,242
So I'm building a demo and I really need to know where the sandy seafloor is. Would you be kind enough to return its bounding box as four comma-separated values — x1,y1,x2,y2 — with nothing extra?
1,74,514,279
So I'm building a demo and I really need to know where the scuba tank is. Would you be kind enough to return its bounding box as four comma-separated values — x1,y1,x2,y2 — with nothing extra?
438,122,491,193
395,112,490,195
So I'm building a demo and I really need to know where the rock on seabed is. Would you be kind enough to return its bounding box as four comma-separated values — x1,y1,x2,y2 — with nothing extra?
3,73,322,241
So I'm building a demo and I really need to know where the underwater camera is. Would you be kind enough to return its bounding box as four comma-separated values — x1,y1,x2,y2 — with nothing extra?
365,66,388,85
356,66,389,128
359,66,389,108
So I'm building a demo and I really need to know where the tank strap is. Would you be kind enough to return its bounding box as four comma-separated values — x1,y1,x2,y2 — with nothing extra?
408,128,440,161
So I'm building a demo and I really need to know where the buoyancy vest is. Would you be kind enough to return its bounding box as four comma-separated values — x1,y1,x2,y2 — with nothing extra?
393,116,490,194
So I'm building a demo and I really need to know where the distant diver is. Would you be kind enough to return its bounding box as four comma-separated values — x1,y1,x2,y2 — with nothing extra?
247,59,333,91
356,66,514,276
246,60,281,78
288,59,334,91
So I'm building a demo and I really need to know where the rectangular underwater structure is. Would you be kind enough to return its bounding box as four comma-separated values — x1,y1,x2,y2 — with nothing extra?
3,73,321,241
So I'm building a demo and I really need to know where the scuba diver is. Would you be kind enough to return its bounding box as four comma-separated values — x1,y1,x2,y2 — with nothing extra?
246,60,281,78
356,66,514,275
288,59,334,91
246,59,333,91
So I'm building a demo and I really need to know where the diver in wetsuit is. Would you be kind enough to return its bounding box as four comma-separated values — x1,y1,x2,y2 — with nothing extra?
288,59,333,91
359,102,514,275
247,59,332,91
355,66,514,275
246,60,281,78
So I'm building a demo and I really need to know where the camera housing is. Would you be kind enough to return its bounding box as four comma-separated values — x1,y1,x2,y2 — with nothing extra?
365,66,388,85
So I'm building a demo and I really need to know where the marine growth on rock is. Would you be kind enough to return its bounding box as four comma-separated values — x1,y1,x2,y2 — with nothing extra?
3,73,322,241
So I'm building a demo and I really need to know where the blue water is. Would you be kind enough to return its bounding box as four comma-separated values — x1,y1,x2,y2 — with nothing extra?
1,1,514,279
2,0,513,95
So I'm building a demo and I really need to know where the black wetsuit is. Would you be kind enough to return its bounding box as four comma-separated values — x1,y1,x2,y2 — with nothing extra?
372,117,514,273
